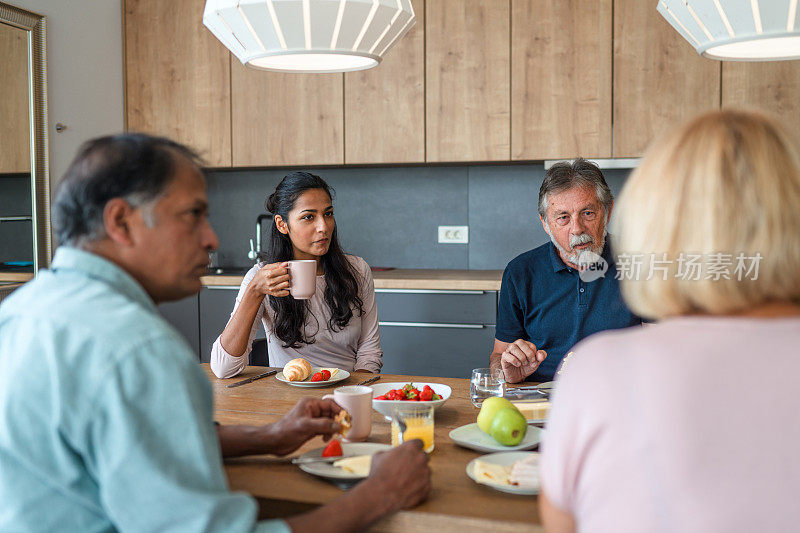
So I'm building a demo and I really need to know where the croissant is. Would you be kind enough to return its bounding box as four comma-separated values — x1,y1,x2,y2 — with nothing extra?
334,409,351,436
284,358,313,381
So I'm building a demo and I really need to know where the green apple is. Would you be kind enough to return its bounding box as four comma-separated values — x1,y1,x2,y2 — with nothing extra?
489,407,528,446
476,396,516,434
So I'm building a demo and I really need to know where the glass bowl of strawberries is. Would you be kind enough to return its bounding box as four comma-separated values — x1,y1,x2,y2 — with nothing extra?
370,382,452,418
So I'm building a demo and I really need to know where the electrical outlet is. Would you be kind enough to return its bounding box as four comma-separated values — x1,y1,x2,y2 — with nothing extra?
438,225,469,244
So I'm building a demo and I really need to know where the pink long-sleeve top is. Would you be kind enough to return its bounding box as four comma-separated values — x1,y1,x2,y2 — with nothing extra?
541,315,800,533
210,255,382,378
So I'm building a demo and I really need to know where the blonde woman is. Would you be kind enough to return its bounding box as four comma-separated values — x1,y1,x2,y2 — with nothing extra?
540,110,800,533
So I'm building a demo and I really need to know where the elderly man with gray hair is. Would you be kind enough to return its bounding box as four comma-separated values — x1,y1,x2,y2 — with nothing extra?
0,133,430,533
489,158,641,383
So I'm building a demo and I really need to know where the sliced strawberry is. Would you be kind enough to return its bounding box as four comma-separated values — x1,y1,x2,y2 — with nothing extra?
321,439,343,457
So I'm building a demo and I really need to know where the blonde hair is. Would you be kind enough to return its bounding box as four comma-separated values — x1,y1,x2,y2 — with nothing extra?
611,109,800,319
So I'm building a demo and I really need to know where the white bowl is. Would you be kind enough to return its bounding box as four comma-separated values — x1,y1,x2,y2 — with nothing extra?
370,382,452,418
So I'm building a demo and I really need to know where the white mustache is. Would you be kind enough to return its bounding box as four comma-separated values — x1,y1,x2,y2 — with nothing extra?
569,233,594,248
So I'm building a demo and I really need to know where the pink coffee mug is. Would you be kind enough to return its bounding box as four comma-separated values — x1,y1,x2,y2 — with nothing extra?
323,385,373,442
287,260,316,299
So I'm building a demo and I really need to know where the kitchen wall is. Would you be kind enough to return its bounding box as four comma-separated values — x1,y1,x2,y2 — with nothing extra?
14,0,125,190
0,1,122,269
207,165,631,271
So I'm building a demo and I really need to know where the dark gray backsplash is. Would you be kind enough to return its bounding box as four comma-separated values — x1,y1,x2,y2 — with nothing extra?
0,175,33,263
206,165,630,271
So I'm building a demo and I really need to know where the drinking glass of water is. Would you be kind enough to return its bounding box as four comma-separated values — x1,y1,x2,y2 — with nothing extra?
470,367,505,408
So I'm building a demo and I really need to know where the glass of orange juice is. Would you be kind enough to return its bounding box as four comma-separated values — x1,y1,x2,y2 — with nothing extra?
391,404,434,453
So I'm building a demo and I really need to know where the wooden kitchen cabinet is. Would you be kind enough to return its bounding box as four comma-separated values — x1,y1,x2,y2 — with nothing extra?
124,0,800,169
511,0,612,160
344,0,425,164
124,0,231,167
722,61,800,140
612,0,720,157
231,66,344,167
0,22,30,174
426,0,510,162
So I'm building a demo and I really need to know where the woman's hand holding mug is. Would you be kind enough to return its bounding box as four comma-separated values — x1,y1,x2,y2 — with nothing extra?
250,262,291,297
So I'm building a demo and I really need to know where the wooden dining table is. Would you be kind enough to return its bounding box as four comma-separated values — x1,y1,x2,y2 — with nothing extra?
204,365,544,532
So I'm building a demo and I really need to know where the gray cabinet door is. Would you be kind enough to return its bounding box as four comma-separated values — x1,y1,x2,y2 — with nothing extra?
375,289,498,379
375,290,496,324
157,294,200,359
199,286,266,364
379,324,496,379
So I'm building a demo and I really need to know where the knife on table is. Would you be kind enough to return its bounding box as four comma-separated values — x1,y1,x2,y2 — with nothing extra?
291,455,353,465
227,369,278,388
357,376,380,386
504,388,549,399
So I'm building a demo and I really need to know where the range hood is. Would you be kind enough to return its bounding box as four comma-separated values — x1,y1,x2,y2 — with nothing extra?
544,158,641,170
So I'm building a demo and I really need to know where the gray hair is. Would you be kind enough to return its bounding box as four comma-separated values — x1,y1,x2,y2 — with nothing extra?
538,158,613,220
52,133,203,247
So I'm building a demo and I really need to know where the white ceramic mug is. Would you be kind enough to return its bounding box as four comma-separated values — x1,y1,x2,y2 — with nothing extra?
287,260,316,299
323,385,373,442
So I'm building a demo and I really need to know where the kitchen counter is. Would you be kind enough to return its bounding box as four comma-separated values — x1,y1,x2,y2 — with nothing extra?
201,269,503,291
0,272,33,283
1,269,503,291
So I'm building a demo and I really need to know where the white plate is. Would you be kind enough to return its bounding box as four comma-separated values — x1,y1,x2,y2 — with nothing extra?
449,423,543,453
296,442,392,480
466,451,540,496
275,367,350,387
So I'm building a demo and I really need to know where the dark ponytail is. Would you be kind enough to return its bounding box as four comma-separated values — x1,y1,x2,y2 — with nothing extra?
263,171,363,348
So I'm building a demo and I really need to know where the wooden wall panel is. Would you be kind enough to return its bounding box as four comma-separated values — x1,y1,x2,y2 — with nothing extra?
0,22,31,174
426,0,510,162
613,0,720,157
231,67,344,167
511,0,612,160
125,0,231,167
722,61,800,141
344,0,425,164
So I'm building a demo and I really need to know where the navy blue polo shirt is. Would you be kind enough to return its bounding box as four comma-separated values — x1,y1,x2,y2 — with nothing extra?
496,241,641,381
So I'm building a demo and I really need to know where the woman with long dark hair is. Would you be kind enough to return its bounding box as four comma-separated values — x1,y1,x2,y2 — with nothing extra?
210,172,382,378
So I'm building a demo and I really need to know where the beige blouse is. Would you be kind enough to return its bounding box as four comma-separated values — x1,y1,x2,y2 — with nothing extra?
209,255,382,378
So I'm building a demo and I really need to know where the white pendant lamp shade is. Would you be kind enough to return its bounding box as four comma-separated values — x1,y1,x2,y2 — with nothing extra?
203,0,416,73
658,0,800,61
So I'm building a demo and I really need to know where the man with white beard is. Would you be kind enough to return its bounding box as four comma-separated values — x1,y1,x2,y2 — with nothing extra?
489,159,642,383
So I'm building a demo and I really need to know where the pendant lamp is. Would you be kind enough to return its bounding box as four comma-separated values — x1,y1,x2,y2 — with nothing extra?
658,0,800,61
203,0,416,73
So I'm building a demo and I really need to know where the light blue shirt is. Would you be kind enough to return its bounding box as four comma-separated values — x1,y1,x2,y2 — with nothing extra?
0,247,289,533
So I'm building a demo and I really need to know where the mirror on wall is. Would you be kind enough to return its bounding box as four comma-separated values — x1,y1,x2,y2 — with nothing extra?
0,2,49,283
